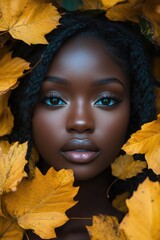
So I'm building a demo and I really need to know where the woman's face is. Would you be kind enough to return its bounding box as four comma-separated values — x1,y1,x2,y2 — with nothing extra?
32,36,130,181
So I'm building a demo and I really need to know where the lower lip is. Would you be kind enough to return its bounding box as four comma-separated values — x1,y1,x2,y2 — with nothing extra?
61,150,99,164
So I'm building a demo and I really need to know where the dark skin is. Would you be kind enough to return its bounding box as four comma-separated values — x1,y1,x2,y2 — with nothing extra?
25,35,130,239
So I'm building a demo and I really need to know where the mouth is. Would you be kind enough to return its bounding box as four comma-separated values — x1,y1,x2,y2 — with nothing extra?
61,139,100,164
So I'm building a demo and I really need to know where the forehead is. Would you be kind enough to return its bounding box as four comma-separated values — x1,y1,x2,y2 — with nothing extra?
46,35,129,88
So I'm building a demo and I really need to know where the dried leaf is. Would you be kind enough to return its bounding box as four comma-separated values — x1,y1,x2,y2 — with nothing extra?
0,0,61,45
142,0,160,45
155,87,160,114
87,215,128,240
28,146,39,179
120,178,160,240
82,0,103,9
112,192,129,213
0,92,14,136
101,0,126,9
122,114,160,175
0,142,27,194
111,155,147,180
0,140,11,154
105,2,141,22
4,168,79,239
153,56,160,82
0,51,30,95
0,216,24,240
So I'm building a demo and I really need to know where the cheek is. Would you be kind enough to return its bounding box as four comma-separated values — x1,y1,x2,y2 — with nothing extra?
32,109,65,155
95,103,130,154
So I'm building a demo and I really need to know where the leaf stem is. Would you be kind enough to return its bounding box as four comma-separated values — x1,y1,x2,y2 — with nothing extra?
25,232,30,240
106,178,118,198
0,219,15,238
0,31,8,36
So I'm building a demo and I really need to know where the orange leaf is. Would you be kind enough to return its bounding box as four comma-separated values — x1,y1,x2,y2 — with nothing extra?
112,192,129,213
101,0,126,9
120,178,160,240
111,155,147,180
122,114,160,175
0,216,24,240
0,142,27,194
87,215,128,240
0,51,30,95
0,92,14,136
4,168,79,239
0,0,61,45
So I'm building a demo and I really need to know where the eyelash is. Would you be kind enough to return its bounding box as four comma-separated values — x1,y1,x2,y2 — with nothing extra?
42,92,67,107
42,92,122,108
94,94,122,108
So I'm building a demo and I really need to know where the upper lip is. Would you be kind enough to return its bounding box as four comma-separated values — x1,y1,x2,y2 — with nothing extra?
61,139,99,152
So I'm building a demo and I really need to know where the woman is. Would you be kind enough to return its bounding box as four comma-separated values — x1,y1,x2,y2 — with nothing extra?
10,10,156,240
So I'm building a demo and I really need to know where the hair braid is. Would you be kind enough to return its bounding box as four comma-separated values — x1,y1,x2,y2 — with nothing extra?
9,10,156,162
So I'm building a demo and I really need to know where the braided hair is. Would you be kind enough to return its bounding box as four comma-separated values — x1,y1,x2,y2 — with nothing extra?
9,10,156,162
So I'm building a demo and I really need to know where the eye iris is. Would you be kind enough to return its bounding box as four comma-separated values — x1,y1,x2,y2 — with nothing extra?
102,98,110,105
50,98,59,105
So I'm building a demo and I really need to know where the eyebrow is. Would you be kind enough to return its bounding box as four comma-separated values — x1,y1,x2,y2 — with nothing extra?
45,76,125,87
92,78,125,87
44,76,71,85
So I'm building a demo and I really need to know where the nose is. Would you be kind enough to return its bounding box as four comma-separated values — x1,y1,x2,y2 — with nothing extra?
66,99,95,133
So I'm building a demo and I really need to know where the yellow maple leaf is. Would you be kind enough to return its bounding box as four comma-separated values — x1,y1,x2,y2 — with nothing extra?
101,0,126,9
0,142,27,194
3,167,79,239
0,0,61,45
120,178,160,240
122,114,160,175
112,192,129,213
0,92,14,136
0,51,30,95
0,140,11,154
111,155,147,180
87,215,128,240
0,216,24,240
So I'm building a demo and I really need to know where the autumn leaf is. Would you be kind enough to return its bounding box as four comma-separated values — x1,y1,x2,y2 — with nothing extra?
0,216,24,240
101,0,126,9
87,215,128,240
82,0,103,9
120,178,160,240
122,114,160,175
0,0,61,45
153,56,160,82
111,155,147,180
0,142,27,194
0,51,30,95
0,140,11,154
155,87,160,114
0,92,14,137
3,167,79,239
142,0,160,45
105,1,141,23
112,192,129,213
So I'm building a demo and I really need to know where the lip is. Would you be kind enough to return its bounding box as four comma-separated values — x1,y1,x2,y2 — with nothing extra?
61,139,100,164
